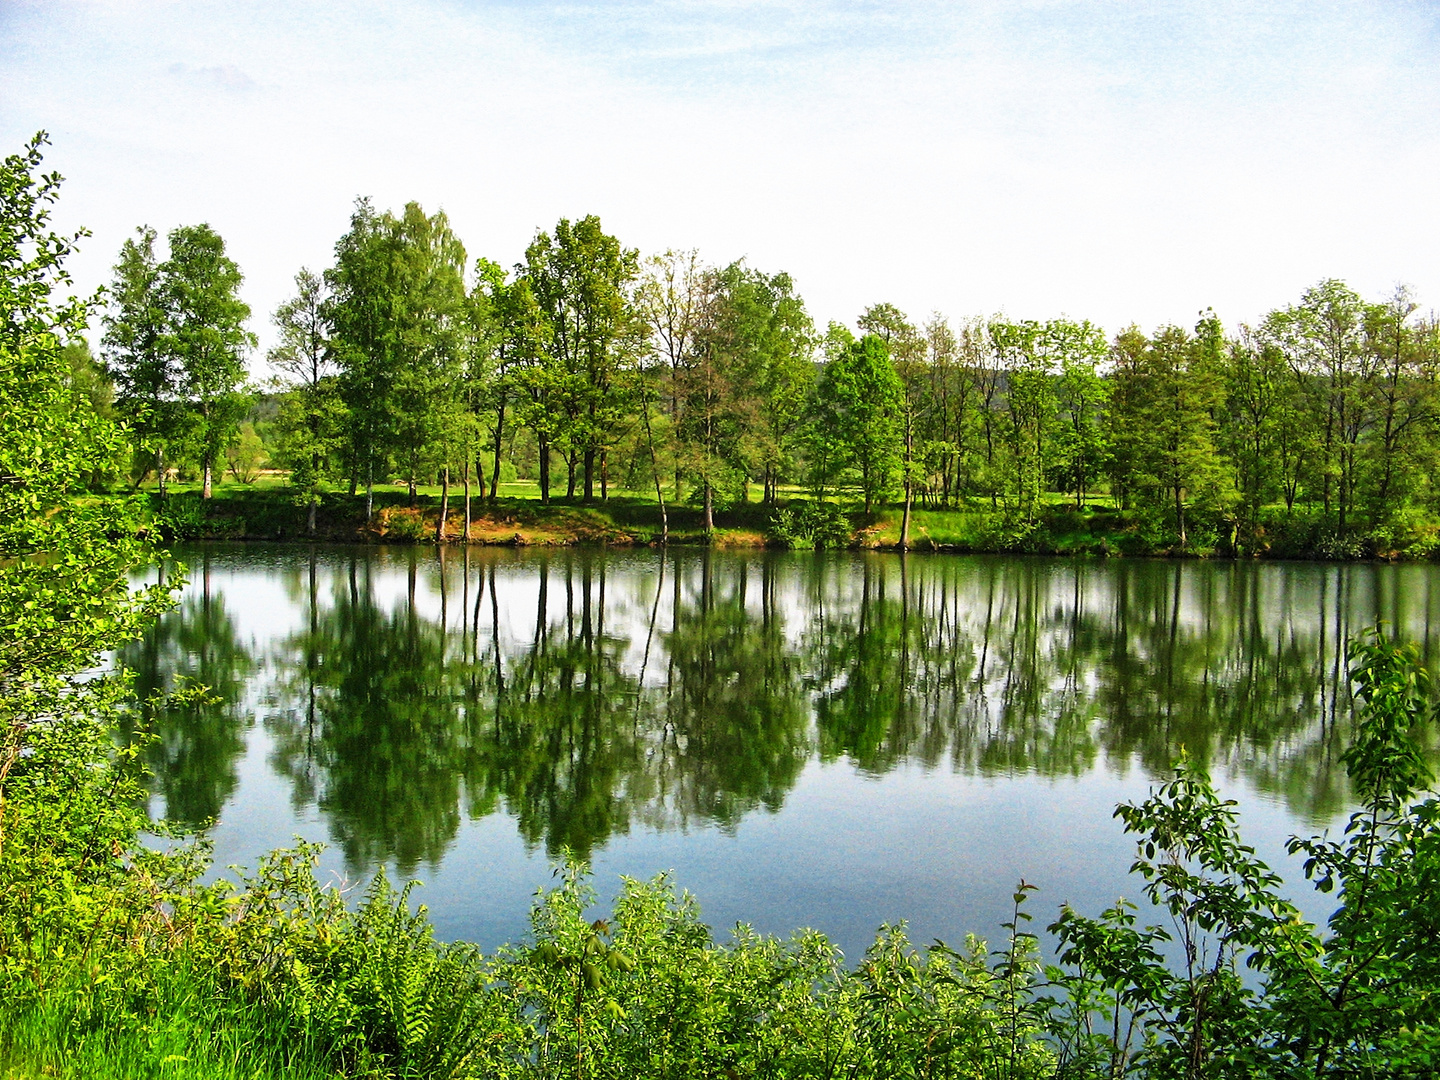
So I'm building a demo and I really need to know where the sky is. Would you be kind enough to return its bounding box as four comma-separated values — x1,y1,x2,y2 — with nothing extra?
3,0,1439,363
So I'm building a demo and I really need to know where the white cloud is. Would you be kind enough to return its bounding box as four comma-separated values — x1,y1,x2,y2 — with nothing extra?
2,0,1438,366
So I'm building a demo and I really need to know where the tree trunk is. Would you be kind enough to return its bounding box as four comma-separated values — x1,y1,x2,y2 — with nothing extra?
436,465,450,543
307,498,317,536
365,457,374,522
538,435,551,505
157,447,167,504
201,399,213,498
1175,486,1186,548
900,485,911,550
408,476,417,507
490,398,505,505
600,449,608,501
463,457,471,542
703,482,714,537
641,389,668,544
900,425,913,550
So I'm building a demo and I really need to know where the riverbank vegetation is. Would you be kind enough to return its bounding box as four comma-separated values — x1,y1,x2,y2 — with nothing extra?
56,143,1439,557
11,133,1440,1076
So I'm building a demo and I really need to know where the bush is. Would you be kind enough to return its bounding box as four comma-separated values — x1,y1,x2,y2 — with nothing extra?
373,506,432,543
155,492,207,541
769,500,853,549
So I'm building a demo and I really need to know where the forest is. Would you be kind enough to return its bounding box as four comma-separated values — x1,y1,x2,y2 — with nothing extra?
87,194,1440,556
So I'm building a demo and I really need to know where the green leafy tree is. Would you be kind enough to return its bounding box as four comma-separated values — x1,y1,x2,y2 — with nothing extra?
1050,319,1111,509
386,203,469,510
1132,317,1231,548
1221,328,1288,545
525,216,639,502
859,303,926,546
224,420,267,482
636,249,706,511
102,225,185,498
812,331,904,514
1262,279,1373,533
476,259,550,507
159,223,255,498
0,132,174,977
719,263,816,505
991,318,1055,524
677,269,758,533
1361,285,1438,526
270,268,343,533
327,198,401,519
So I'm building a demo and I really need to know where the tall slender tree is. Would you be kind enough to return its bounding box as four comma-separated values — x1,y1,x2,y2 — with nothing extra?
270,268,341,534
159,224,253,499
859,303,924,545
102,226,181,499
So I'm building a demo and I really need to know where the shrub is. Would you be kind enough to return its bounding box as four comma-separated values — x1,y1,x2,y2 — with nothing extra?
769,501,853,549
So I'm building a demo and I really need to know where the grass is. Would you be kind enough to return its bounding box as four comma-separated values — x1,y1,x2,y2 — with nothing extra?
0,967,337,1080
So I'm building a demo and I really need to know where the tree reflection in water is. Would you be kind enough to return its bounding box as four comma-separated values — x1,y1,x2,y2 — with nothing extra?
127,547,1440,876
120,550,255,827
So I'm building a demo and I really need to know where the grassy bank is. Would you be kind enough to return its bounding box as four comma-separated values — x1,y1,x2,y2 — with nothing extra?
137,480,1440,560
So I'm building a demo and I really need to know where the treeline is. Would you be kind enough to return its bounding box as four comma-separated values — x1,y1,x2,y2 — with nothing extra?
96,199,1440,551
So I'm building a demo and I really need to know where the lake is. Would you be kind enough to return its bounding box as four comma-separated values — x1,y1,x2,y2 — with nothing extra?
122,544,1440,961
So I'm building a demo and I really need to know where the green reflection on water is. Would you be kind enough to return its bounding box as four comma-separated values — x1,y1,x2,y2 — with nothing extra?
122,547,1440,876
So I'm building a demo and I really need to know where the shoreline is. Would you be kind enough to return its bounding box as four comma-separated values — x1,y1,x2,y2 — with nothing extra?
135,486,1440,562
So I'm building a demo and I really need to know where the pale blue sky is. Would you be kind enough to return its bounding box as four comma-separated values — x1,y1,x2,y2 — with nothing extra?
3,1,1438,357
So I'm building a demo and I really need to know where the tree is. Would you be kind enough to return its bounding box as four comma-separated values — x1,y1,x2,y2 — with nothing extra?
1049,319,1110,510
102,225,183,499
159,223,254,498
1106,325,1148,511
859,303,925,546
1361,286,1438,526
1133,316,1231,548
719,263,815,506
225,420,267,482
1262,280,1372,532
383,203,468,511
1,131,172,905
270,268,342,534
636,249,706,509
991,318,1054,524
326,198,403,520
677,269,756,534
525,216,639,502
813,332,903,515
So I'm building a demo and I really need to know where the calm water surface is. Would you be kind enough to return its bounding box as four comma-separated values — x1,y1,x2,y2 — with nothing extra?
122,545,1440,960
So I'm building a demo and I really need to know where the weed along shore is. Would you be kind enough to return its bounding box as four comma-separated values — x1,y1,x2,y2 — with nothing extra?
144,481,1440,559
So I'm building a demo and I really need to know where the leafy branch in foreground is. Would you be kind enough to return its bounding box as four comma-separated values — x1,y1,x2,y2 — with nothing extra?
1045,625,1440,1079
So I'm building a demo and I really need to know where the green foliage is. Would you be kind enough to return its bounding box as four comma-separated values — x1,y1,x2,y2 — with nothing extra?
811,332,904,513
101,220,255,499
226,420,268,482
1046,626,1440,1079
768,499,853,549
